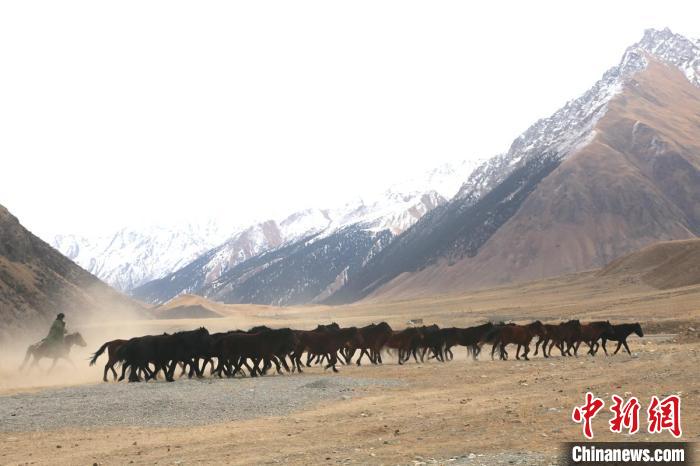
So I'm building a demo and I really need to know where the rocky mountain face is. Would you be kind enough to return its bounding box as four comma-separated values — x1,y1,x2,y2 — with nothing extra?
132,187,449,305
50,160,476,299
331,28,700,302
0,204,143,340
51,221,236,291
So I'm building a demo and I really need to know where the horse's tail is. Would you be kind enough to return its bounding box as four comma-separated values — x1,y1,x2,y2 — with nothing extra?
89,341,110,366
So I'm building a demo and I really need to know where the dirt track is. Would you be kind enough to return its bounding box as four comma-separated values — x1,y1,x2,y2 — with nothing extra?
1,337,697,465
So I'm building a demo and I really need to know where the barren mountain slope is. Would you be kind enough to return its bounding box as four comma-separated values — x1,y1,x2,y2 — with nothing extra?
599,238,700,290
370,57,700,299
0,204,143,340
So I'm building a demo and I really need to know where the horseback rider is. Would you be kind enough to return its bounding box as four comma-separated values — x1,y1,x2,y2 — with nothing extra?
44,312,67,350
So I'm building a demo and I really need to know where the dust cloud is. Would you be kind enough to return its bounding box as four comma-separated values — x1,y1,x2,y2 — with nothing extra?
0,309,261,395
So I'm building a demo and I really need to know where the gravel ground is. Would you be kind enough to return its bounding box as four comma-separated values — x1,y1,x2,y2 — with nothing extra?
443,451,558,465
0,375,400,432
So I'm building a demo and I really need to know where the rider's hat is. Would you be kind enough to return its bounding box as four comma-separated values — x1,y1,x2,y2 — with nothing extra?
57,312,65,319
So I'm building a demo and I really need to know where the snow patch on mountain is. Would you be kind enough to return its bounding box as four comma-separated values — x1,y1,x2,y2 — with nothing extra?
51,221,238,291
455,27,699,204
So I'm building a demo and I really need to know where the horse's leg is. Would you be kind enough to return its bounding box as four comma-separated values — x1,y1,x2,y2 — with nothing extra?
356,349,367,366
272,356,283,375
47,358,59,373
548,340,558,357
601,338,609,356
515,344,521,360
246,359,259,377
533,337,542,356
119,363,129,381
294,352,304,373
622,340,632,355
128,365,141,383
19,348,33,371
413,347,421,364
324,352,339,373
522,343,530,361
280,355,291,373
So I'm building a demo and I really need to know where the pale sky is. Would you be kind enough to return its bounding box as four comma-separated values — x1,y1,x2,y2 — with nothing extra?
1,1,698,237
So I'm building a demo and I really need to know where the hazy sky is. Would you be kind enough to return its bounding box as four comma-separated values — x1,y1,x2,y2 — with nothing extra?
1,1,698,237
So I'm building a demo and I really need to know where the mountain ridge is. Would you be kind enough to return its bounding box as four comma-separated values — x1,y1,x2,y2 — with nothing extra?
329,28,700,303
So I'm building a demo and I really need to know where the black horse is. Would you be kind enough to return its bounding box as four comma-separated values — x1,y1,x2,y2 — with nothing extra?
116,328,211,382
599,323,644,355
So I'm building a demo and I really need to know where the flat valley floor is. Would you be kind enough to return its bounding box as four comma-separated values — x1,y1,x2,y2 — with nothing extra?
1,271,699,465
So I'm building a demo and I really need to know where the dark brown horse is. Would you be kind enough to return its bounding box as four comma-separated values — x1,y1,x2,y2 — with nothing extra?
495,321,546,361
599,323,644,356
574,321,615,356
346,322,393,366
20,332,87,372
89,339,128,381
455,323,495,360
294,327,363,372
385,328,424,364
214,328,299,377
534,320,581,357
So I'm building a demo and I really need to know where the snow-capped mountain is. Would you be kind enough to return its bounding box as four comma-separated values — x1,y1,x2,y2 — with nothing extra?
456,28,699,204
52,158,477,297
131,160,478,304
330,28,700,303
51,221,238,291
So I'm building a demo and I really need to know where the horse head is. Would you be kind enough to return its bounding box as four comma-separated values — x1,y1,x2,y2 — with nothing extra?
634,323,644,338
530,320,546,336
67,332,87,348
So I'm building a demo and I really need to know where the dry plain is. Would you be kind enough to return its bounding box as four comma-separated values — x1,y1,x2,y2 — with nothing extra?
1,270,698,465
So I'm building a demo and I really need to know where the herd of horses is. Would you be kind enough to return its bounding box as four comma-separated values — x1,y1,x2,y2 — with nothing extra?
87,320,645,382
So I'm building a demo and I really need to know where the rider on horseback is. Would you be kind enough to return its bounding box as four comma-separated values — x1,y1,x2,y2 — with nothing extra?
44,313,67,350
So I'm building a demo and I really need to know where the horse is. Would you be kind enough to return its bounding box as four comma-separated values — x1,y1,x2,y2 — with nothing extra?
574,321,615,356
599,323,644,356
495,321,546,361
481,322,516,360
535,320,581,357
454,322,494,360
20,332,87,372
384,328,424,364
89,339,128,382
423,327,460,362
346,322,393,366
116,328,211,382
294,327,363,373
214,328,299,377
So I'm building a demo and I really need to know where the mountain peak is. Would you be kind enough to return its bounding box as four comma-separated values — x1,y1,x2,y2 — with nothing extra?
627,28,699,86
454,28,699,204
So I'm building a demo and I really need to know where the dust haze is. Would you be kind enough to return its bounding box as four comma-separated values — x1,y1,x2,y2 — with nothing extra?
0,298,260,394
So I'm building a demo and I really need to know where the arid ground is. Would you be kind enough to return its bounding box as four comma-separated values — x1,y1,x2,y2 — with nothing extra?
1,271,698,465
